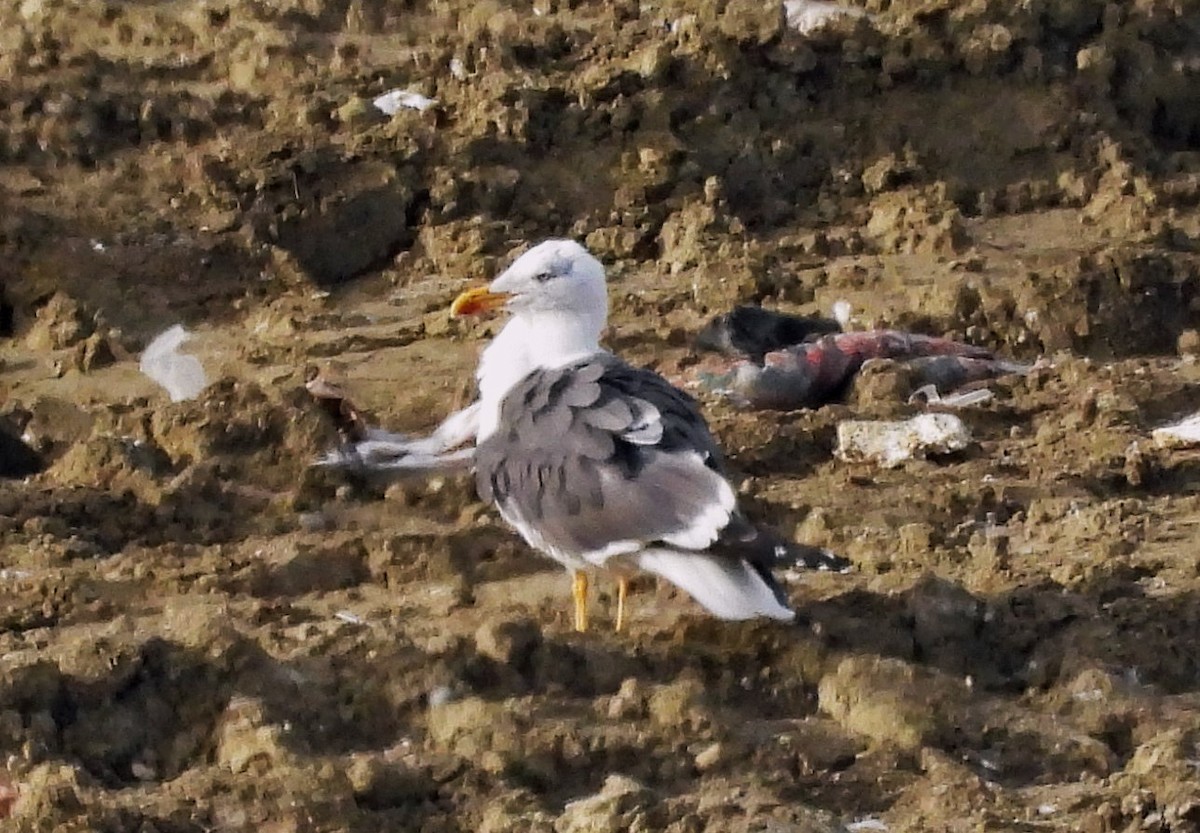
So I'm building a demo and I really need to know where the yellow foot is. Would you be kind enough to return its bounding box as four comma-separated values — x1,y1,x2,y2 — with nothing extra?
615,576,629,633
572,571,589,632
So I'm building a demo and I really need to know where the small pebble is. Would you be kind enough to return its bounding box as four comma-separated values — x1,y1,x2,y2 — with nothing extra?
1177,328,1200,357
297,511,333,533
428,685,456,708
693,742,724,771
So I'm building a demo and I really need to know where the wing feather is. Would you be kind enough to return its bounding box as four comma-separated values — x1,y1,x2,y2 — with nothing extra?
475,354,735,562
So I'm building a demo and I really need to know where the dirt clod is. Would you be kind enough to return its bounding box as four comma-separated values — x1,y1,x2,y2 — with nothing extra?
555,774,653,833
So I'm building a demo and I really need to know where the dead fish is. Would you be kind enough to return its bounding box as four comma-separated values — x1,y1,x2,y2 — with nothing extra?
695,305,842,363
691,328,1025,410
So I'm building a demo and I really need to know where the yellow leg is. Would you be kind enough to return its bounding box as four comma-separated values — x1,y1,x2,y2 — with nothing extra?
572,571,589,632
615,577,629,633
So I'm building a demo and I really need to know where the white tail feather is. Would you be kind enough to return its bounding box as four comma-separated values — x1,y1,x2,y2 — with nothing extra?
634,549,795,621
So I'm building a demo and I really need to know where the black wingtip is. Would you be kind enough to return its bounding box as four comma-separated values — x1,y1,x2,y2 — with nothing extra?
773,542,853,574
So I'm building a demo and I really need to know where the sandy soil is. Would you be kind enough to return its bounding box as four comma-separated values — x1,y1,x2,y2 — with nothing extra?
3,0,1200,830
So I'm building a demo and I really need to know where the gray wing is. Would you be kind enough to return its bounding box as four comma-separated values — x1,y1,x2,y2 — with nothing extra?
474,354,737,560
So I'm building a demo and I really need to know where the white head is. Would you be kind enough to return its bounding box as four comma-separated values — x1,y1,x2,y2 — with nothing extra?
451,238,608,333
450,239,611,439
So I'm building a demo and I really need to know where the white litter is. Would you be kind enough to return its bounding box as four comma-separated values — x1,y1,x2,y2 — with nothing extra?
428,685,456,708
449,58,467,80
909,384,995,408
846,819,888,832
139,325,208,402
783,0,869,34
334,610,364,625
1152,412,1200,448
835,413,972,468
831,299,852,327
373,89,437,115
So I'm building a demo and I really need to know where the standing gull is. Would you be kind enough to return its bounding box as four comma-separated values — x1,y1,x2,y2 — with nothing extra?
449,239,848,631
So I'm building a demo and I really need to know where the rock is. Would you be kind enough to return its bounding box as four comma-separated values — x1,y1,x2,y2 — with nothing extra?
346,755,435,809
215,697,291,774
24,291,94,351
718,0,785,45
555,774,652,833
862,151,921,195
647,678,707,729
897,523,933,558
10,763,88,820
864,187,969,255
474,619,541,670
835,413,972,469
70,331,116,372
480,790,556,833
693,742,724,772
335,95,385,130
848,359,915,409
427,696,522,762
818,656,947,750
605,677,647,720
1177,329,1200,357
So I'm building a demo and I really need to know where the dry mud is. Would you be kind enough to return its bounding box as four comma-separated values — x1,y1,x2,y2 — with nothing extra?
3,0,1200,831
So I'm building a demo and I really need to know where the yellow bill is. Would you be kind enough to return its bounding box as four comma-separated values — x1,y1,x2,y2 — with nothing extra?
450,286,511,318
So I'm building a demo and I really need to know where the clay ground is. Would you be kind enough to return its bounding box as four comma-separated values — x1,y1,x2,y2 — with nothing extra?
3,0,1200,831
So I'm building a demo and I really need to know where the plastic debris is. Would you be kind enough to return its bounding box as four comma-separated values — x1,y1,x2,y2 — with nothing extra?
1152,413,1200,448
909,384,995,408
334,610,364,625
373,89,437,115
428,685,457,708
139,325,208,402
835,413,972,468
783,0,869,34
846,820,888,833
831,299,852,327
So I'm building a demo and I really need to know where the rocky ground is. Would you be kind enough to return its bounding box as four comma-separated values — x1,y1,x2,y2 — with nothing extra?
3,0,1200,830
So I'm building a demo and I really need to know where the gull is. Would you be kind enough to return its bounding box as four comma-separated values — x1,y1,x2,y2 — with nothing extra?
448,239,849,631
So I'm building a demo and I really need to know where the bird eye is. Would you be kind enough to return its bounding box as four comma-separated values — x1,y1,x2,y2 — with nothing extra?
533,270,554,283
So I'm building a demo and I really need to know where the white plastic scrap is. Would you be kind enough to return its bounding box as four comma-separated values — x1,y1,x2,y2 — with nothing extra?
373,89,437,115
334,610,364,625
846,819,889,833
1152,412,1200,448
831,299,852,328
835,413,972,469
783,0,869,34
139,325,208,402
909,384,995,408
